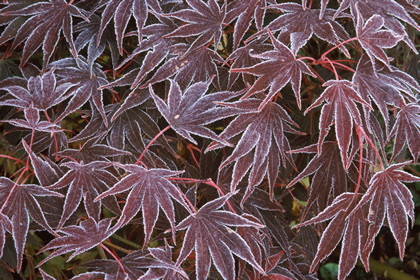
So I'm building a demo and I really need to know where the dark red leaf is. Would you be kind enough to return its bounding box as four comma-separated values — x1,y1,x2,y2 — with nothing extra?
287,142,349,216
225,0,276,50
389,103,420,162
96,0,159,54
208,98,299,196
335,0,420,51
37,218,115,267
260,3,351,56
231,31,315,110
353,54,419,133
163,0,226,52
173,193,265,280
95,165,191,247
304,80,370,169
49,57,110,126
57,137,131,163
353,162,420,265
293,193,369,280
141,45,224,90
0,0,88,68
0,176,64,271
0,68,74,110
150,78,240,146
356,10,403,70
48,161,121,229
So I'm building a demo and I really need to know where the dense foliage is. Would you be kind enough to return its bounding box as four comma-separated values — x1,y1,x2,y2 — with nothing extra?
0,0,419,279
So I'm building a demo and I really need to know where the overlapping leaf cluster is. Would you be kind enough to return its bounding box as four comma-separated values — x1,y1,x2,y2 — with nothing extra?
0,0,419,279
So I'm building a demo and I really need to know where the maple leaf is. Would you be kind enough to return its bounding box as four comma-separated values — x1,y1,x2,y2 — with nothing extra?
5,104,62,133
94,164,191,247
304,80,371,169
356,10,403,70
0,213,12,259
37,218,115,267
231,31,315,110
138,242,189,280
82,243,188,280
287,142,349,216
293,193,369,280
17,127,68,157
47,161,121,230
0,68,74,110
335,0,420,51
207,98,299,196
23,139,63,187
389,103,420,162
353,162,420,265
74,14,119,72
352,54,419,133
57,137,131,163
226,37,272,90
96,0,161,54
115,14,180,89
260,3,351,56
0,176,64,271
81,250,147,280
0,0,88,68
140,45,224,90
49,57,110,126
149,78,240,146
163,0,226,52
173,193,265,280
225,0,276,50
302,0,330,19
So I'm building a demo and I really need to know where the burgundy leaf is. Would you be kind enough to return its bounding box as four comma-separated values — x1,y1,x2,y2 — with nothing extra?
260,3,351,56
95,165,191,247
304,80,370,169
174,193,265,280
352,54,418,133
0,213,12,259
353,162,420,265
138,242,188,280
81,250,148,280
163,0,226,52
48,161,120,229
5,104,61,133
226,38,272,90
96,0,159,54
74,14,119,72
23,139,63,187
389,103,420,162
0,68,74,110
208,98,299,196
294,193,369,280
0,0,88,68
115,13,180,89
150,78,240,146
287,142,349,216
141,45,224,90
0,176,64,271
49,57,110,126
37,218,115,267
356,10,403,70
335,0,420,51
231,31,315,110
225,0,276,50
57,137,131,163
